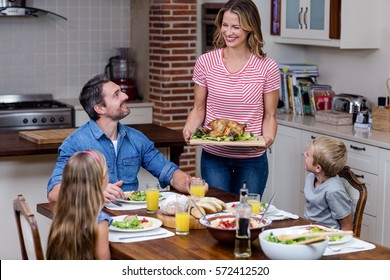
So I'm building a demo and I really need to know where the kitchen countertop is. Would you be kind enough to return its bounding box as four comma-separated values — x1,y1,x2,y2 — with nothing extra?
0,124,186,165
277,113,390,150
58,98,153,110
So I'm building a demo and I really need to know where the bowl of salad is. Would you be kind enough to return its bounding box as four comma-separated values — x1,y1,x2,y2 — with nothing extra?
199,213,272,244
259,227,329,260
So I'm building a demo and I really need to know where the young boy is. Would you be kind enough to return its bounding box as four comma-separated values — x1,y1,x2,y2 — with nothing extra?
303,135,353,231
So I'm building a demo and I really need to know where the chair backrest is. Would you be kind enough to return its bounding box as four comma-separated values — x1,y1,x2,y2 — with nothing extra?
13,194,45,260
338,166,368,237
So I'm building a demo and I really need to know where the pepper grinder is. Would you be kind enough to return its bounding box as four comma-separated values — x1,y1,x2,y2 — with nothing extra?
234,181,252,258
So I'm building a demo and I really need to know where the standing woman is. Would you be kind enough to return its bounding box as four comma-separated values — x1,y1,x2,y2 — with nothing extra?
46,150,111,259
183,0,280,196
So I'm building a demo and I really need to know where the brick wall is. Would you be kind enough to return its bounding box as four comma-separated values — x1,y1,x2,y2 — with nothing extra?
149,0,197,175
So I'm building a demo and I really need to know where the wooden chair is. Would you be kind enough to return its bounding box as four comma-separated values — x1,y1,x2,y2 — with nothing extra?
338,166,368,237
13,194,45,260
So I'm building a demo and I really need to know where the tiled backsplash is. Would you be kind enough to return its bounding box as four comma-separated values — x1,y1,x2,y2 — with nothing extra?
0,0,130,99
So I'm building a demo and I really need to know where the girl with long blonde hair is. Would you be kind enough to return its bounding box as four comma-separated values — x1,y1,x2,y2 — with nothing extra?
46,150,111,259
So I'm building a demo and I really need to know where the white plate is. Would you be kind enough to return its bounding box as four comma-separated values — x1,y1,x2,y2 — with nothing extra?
109,215,162,232
296,225,353,245
116,191,165,204
225,201,276,214
199,212,272,229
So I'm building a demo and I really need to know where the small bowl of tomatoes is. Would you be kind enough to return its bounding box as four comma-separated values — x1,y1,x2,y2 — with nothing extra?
199,213,272,244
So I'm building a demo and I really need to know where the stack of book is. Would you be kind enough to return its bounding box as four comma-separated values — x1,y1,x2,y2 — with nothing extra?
278,63,334,116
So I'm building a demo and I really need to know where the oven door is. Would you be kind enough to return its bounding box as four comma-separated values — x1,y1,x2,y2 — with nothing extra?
0,109,74,131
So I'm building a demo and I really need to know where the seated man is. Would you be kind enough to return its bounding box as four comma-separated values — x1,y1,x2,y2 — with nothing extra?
48,73,192,203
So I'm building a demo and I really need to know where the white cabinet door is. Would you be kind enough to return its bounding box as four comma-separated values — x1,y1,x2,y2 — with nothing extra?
281,0,330,40
378,149,390,247
74,106,153,127
275,0,380,49
360,214,377,243
266,125,301,214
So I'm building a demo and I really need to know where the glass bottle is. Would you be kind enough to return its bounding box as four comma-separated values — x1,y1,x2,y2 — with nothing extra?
234,181,252,258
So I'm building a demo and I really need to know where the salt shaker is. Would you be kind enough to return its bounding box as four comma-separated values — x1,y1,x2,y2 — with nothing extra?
234,181,252,258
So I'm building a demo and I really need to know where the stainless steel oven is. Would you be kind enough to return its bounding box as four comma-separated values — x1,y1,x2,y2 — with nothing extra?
0,94,74,131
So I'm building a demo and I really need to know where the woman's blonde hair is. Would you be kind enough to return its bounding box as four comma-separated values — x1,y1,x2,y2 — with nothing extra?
213,0,265,58
46,150,107,260
312,136,347,177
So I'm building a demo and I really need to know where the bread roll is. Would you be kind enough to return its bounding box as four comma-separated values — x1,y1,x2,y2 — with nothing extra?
197,202,217,214
190,206,206,219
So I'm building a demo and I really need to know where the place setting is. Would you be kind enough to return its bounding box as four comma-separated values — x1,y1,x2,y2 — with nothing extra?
224,192,298,221
108,182,176,242
104,183,176,210
108,214,174,243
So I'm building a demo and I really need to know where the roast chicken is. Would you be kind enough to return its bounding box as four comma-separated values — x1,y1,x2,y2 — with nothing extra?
204,118,246,138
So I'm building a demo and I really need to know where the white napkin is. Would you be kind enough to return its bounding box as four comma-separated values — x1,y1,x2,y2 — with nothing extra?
104,192,176,210
323,238,376,256
266,207,299,220
109,227,174,243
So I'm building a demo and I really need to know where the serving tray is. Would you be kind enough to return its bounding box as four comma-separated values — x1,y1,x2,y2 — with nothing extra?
156,210,206,229
189,135,265,147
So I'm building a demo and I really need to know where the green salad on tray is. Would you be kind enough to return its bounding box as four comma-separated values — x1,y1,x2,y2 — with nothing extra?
191,128,255,142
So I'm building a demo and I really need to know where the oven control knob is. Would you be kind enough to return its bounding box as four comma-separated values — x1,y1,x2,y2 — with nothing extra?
32,118,37,123
41,118,47,123
50,117,55,123
23,118,28,124
59,116,64,122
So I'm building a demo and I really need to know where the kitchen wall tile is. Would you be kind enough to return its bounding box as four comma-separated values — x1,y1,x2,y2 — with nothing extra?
0,0,131,99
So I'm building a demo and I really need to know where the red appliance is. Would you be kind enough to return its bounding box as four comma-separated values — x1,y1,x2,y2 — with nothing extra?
105,48,137,100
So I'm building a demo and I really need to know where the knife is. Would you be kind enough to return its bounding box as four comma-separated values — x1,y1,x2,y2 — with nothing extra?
261,192,277,221
119,232,166,240
110,200,123,207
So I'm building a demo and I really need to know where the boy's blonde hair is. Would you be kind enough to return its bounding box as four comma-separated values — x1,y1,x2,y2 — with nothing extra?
312,136,347,177
46,150,107,259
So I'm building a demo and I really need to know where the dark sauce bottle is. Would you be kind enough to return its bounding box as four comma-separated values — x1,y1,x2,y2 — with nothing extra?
234,181,252,258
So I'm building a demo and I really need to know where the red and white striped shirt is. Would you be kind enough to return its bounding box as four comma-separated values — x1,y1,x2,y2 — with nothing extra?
193,48,280,158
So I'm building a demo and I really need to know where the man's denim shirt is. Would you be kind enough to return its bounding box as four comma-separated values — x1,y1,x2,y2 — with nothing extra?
47,120,178,194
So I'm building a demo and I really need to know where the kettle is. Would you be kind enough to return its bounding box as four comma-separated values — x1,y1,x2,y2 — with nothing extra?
105,48,137,100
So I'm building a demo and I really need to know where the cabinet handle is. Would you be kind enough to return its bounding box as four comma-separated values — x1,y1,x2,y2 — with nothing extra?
268,147,272,154
303,7,308,29
298,7,303,29
349,144,366,151
311,135,316,139
355,174,365,179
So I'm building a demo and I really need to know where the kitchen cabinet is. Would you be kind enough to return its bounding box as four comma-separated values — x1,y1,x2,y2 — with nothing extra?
58,98,154,127
281,0,330,40
274,0,381,49
299,130,380,243
378,149,390,247
263,125,301,215
74,102,153,127
268,120,390,245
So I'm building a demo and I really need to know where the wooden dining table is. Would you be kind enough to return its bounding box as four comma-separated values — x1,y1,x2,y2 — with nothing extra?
36,187,390,260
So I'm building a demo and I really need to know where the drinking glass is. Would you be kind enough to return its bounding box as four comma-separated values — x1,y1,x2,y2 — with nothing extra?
175,199,190,235
189,178,206,197
247,193,261,214
145,182,160,214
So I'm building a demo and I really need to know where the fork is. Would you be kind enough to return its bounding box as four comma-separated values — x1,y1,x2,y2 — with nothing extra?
327,246,365,252
110,200,123,207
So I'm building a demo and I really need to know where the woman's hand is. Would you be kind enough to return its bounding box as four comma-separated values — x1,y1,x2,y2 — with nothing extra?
182,129,193,144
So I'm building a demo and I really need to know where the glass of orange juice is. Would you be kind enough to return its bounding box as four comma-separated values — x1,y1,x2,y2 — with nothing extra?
175,199,190,235
247,193,261,214
190,178,206,197
145,182,160,214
